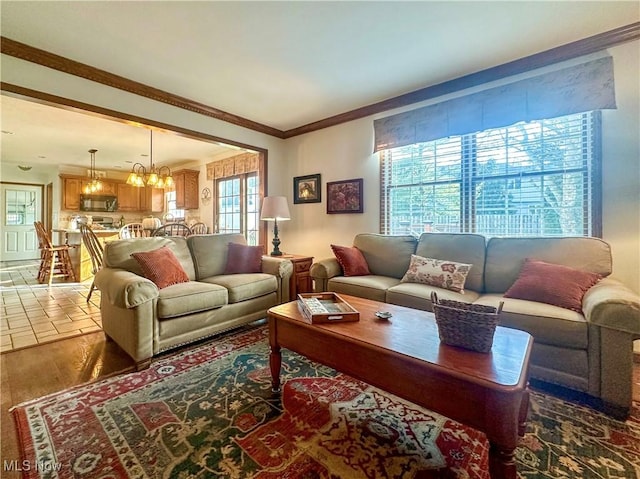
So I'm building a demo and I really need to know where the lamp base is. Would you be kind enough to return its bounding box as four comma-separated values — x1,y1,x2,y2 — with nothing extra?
270,221,283,256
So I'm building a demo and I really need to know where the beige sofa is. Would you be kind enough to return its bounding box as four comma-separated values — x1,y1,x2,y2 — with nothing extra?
95,234,293,369
310,233,640,418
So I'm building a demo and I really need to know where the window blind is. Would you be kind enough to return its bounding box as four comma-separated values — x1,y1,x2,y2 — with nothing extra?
374,57,615,153
380,112,600,238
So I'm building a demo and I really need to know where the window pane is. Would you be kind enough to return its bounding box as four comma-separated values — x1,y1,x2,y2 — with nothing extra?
216,174,259,244
381,112,598,238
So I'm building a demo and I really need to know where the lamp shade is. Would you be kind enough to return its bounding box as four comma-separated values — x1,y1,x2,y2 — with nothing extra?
260,196,291,221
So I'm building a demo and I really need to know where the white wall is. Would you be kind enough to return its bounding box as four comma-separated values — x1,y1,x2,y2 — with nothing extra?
281,41,640,295
2,42,638,296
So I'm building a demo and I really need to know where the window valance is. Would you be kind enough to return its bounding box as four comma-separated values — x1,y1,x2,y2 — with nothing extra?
373,56,616,152
206,152,259,180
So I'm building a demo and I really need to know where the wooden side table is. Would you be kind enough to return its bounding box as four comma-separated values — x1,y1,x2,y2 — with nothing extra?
279,254,314,301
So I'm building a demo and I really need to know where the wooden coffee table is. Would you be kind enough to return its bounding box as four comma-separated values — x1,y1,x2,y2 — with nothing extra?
267,294,533,479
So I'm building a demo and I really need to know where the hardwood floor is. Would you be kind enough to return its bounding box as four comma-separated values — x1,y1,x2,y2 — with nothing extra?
1,332,135,472
1,332,639,477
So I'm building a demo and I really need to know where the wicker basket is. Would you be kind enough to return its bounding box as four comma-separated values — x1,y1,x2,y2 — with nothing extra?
431,292,503,353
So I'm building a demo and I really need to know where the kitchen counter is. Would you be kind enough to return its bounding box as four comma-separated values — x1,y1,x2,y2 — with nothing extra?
52,229,120,282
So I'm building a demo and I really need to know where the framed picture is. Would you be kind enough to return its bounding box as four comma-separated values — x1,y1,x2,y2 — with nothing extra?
293,174,321,204
326,178,363,214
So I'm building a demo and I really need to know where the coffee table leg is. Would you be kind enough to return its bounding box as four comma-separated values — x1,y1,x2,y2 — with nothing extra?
489,443,517,479
518,389,530,437
269,342,282,393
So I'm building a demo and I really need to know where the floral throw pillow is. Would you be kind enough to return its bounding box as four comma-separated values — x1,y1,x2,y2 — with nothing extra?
401,255,472,293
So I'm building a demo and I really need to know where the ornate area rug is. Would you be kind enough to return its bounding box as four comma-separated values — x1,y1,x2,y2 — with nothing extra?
12,326,640,478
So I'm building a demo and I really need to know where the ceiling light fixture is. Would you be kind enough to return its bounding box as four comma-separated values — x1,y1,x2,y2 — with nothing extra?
126,130,174,189
83,149,103,194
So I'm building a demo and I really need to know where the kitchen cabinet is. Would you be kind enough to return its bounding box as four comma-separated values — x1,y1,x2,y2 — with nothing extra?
62,177,117,210
174,169,199,210
61,175,163,213
117,183,140,211
99,181,117,195
62,178,84,210
140,187,165,213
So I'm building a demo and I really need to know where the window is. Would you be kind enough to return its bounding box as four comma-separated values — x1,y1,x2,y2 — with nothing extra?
165,191,184,220
381,112,601,238
216,172,259,245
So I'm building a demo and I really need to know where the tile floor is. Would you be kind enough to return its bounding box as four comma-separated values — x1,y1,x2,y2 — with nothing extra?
0,259,102,352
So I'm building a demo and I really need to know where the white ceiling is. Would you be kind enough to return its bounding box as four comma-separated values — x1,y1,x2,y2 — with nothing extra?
1,1,638,171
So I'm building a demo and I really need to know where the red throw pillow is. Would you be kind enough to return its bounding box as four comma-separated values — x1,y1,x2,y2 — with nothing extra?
504,258,601,312
224,242,263,274
331,244,371,276
131,246,190,289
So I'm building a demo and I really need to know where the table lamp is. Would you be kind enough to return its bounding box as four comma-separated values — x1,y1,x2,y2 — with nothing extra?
260,196,291,256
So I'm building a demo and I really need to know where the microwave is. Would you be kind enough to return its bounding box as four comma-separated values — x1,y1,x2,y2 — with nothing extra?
79,194,118,212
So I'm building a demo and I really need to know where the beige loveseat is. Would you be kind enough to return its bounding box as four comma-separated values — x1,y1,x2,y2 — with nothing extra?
95,234,293,369
310,233,640,418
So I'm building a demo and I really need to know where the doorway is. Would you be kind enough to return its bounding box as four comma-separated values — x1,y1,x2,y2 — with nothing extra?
0,183,42,261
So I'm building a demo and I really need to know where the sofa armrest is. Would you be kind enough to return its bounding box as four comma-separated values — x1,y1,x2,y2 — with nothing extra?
309,257,342,292
261,257,293,303
94,267,159,309
261,256,293,278
583,277,640,336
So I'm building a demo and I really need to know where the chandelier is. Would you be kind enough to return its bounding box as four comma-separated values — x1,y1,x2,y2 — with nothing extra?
126,130,174,189
84,149,103,194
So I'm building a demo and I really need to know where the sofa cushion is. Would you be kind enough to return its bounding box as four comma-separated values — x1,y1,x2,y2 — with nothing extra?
224,242,263,274
103,236,196,280
331,244,371,276
188,233,248,280
401,254,472,293
328,275,401,302
474,294,588,349
504,259,601,312
202,273,277,303
157,281,228,319
416,233,486,293
484,237,612,294
387,282,481,311
131,246,190,289
353,234,418,279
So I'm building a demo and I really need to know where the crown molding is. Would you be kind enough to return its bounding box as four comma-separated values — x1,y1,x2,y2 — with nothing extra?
0,37,285,139
2,21,638,140
283,22,640,138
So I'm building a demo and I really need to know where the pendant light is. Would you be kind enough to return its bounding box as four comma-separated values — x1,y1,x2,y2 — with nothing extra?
84,149,103,194
126,130,174,189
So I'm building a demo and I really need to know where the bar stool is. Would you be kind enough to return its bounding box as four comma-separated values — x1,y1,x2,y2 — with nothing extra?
34,221,76,285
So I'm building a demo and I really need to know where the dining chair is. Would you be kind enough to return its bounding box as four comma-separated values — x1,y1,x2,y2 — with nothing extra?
190,222,208,235
79,224,104,303
151,223,192,237
34,221,76,285
119,223,147,239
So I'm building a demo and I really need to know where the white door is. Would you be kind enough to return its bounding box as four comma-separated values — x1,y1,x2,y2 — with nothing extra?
0,184,41,261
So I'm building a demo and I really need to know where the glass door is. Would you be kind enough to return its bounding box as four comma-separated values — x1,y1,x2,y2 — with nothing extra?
216,172,259,245
1,183,41,261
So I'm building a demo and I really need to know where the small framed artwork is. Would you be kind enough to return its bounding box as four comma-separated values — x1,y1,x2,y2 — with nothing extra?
293,174,322,204
326,178,363,214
